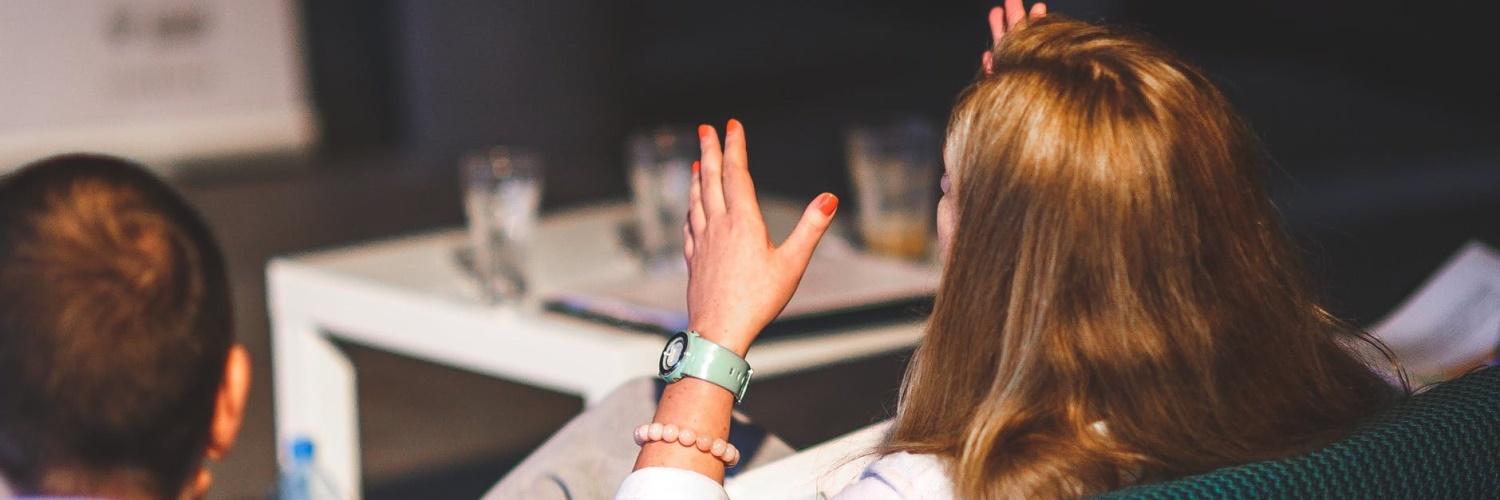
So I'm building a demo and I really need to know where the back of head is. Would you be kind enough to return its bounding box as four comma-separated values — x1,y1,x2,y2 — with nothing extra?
887,16,1394,497
0,155,232,497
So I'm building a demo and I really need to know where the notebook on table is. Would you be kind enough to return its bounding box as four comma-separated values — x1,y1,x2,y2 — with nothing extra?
545,252,941,339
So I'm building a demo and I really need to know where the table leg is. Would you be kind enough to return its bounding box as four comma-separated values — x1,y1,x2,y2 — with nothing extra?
272,311,361,500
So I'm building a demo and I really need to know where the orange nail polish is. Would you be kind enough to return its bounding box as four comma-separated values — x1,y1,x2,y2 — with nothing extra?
727,118,742,135
698,125,712,139
692,160,701,174
817,193,839,216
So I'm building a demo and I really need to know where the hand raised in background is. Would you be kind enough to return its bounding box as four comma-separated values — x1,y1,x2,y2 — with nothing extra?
982,0,1048,74
682,120,838,356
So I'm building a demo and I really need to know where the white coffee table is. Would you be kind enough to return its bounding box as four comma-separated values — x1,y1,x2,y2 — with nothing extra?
267,201,932,499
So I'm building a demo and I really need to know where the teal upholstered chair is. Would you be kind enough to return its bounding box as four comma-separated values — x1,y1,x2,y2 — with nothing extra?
1098,366,1500,499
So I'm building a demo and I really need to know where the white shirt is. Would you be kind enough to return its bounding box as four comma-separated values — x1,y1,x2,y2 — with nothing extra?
615,452,952,500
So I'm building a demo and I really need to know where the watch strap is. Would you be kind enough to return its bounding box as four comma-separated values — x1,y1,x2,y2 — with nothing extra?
669,331,753,403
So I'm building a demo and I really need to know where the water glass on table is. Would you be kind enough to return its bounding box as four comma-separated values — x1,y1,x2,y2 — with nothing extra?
627,126,697,272
845,118,940,260
463,147,543,304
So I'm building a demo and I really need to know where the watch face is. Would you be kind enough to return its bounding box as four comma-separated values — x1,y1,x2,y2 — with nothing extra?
660,333,688,375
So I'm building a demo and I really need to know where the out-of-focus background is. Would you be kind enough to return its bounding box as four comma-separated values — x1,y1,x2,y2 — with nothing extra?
2,1,1497,498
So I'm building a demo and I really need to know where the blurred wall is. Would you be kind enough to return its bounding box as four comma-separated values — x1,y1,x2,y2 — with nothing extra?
301,0,400,153
392,0,627,205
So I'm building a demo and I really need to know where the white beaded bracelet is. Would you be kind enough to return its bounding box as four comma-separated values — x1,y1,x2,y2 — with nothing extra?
633,422,741,467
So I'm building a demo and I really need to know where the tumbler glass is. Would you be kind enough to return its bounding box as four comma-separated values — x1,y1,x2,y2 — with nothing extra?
845,118,940,260
627,126,697,272
462,147,543,304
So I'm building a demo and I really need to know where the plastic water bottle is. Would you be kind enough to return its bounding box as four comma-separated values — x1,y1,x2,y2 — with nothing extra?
272,437,340,500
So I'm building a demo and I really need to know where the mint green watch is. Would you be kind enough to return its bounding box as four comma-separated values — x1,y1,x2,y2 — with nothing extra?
658,330,753,403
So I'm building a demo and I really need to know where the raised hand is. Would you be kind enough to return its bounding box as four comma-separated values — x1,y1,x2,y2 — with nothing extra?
683,119,838,355
981,0,1048,74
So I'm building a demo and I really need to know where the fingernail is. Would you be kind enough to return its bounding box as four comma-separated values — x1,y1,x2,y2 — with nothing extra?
727,118,742,135
816,193,839,216
698,125,713,140
692,160,701,174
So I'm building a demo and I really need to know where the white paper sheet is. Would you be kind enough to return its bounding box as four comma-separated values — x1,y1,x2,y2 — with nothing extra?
1369,241,1500,378
548,251,941,333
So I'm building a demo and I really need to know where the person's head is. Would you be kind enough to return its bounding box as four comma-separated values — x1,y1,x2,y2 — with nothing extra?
899,16,1395,497
0,155,249,499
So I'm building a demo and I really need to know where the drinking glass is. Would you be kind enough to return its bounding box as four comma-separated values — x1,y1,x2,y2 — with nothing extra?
845,118,940,260
627,126,697,272
463,147,543,304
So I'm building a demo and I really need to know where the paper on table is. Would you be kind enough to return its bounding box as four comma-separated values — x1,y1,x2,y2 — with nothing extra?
546,251,941,335
1369,241,1500,379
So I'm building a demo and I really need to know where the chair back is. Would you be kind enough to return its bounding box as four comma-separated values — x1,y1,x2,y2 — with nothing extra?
1098,367,1500,499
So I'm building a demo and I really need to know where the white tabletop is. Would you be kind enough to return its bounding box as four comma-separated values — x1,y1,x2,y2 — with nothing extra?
272,200,932,392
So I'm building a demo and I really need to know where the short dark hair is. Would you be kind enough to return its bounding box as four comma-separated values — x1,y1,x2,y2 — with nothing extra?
0,155,233,496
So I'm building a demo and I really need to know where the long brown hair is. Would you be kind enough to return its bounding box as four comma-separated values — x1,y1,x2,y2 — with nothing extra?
884,16,1397,497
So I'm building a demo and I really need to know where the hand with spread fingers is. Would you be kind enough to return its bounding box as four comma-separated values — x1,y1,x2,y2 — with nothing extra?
682,119,839,356
981,0,1048,74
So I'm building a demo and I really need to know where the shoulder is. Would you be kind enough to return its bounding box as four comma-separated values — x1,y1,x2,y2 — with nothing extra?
830,452,953,500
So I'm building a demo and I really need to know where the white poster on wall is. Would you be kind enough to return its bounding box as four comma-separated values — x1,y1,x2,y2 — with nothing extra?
0,0,315,172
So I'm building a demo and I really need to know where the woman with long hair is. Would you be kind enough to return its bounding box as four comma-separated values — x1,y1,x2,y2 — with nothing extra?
617,2,1400,498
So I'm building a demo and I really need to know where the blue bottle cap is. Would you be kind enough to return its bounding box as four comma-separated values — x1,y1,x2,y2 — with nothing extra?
291,437,315,463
